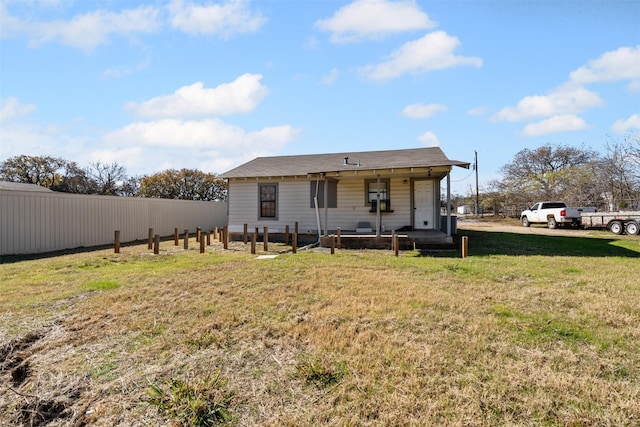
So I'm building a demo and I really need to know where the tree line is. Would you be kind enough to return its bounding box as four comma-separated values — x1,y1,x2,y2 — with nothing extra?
0,155,227,201
457,135,640,215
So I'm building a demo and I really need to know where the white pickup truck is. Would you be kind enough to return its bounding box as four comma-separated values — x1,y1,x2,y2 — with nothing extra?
520,201,595,229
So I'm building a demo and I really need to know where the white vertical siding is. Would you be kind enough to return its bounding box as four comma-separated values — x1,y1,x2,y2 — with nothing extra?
0,191,228,255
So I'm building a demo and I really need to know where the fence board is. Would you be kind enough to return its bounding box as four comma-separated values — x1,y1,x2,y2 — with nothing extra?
0,190,227,255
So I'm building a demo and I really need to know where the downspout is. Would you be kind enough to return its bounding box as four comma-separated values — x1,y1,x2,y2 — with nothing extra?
446,172,451,237
314,177,322,243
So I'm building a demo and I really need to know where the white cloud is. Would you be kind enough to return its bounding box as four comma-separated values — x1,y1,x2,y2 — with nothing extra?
521,115,589,136
0,97,36,122
168,0,266,37
611,114,640,134
493,85,602,122
320,68,339,85
100,118,300,174
493,46,639,137
126,74,268,118
467,106,489,117
570,45,640,90
402,103,447,119
316,0,436,43
1,4,161,52
102,118,299,150
361,31,482,81
417,131,440,146
100,60,150,80
1,0,265,52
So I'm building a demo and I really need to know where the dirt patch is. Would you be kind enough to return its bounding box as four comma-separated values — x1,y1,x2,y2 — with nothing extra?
457,217,594,237
0,325,89,426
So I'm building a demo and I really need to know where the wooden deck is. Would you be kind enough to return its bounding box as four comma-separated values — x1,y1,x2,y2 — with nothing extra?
320,229,456,250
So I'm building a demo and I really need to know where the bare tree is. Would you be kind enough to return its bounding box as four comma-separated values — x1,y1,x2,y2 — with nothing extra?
87,161,127,196
498,144,599,206
598,136,640,210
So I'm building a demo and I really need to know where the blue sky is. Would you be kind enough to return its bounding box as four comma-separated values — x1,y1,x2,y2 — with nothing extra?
1,0,638,195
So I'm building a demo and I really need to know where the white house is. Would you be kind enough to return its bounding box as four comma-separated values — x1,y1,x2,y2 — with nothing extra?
219,147,470,240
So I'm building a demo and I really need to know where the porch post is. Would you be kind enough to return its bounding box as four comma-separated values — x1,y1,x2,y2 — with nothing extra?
324,175,329,236
376,175,381,237
446,172,452,237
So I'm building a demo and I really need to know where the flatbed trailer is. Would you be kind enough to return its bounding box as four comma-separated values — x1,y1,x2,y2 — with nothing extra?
580,211,640,235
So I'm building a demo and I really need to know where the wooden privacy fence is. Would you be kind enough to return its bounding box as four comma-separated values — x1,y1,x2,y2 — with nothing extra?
0,189,227,255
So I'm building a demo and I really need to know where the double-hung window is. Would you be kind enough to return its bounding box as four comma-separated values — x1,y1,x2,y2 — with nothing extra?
259,183,277,219
365,178,390,211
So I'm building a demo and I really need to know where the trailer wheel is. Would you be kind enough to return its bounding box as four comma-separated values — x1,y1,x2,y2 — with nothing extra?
521,217,530,227
625,221,639,235
547,217,557,229
609,220,624,235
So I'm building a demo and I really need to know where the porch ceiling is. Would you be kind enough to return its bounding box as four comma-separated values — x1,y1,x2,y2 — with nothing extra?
309,166,450,180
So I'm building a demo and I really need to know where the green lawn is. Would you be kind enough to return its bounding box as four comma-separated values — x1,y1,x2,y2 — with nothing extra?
1,226,639,426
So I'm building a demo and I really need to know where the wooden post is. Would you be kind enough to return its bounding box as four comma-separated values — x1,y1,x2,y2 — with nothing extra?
391,230,396,251
174,228,179,246
263,226,268,252
393,234,399,256
154,234,160,255
114,230,120,254
243,224,248,244
148,228,153,250
196,227,201,243
218,227,223,243
223,226,229,250
183,229,189,250
292,233,297,253
461,236,469,258
331,235,335,254
206,231,211,246
337,227,341,249
214,227,219,241
295,221,299,235
200,234,205,253
285,225,289,245
251,231,257,254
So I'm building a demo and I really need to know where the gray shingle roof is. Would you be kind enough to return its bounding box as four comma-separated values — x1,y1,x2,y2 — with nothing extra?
0,181,53,192
220,147,470,178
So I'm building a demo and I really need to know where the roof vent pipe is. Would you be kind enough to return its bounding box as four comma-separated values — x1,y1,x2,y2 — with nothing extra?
344,157,348,165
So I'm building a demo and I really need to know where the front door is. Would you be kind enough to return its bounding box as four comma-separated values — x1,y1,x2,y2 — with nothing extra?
413,180,434,230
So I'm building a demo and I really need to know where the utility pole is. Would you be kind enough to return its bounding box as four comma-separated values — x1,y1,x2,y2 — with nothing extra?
475,150,480,216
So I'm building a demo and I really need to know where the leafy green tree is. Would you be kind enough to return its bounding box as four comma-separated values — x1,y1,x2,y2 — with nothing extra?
139,169,227,201
0,155,67,188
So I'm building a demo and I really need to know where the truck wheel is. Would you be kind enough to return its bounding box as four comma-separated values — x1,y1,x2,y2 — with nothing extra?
521,217,530,227
625,221,639,235
609,221,624,235
547,217,557,229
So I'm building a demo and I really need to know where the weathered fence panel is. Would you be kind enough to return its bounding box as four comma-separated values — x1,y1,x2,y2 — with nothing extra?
0,190,228,255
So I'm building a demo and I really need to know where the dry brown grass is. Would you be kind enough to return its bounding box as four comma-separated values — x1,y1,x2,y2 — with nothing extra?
1,228,639,426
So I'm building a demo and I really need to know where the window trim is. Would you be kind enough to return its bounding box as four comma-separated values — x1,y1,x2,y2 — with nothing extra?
258,183,278,220
364,178,390,209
